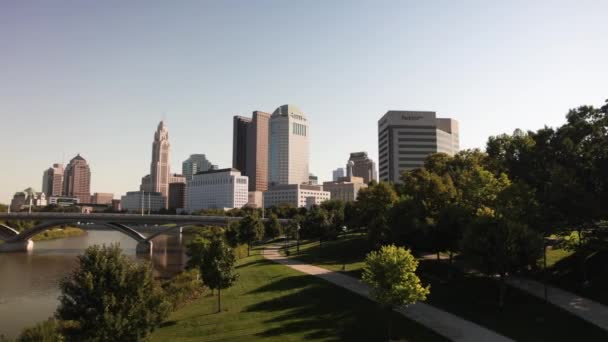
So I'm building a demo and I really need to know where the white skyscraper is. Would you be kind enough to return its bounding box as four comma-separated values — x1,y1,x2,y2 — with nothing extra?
268,104,309,186
150,121,171,205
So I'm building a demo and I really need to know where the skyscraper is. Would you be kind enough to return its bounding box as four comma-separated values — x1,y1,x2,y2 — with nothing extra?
268,104,309,186
232,116,251,175
63,154,91,203
332,168,345,181
378,111,459,183
182,154,216,181
150,121,171,205
232,111,271,191
348,152,378,184
42,163,64,197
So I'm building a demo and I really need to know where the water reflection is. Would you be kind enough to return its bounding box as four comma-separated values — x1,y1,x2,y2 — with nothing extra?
0,228,189,339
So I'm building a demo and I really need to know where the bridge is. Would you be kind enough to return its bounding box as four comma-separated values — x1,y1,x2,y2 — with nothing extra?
0,213,287,254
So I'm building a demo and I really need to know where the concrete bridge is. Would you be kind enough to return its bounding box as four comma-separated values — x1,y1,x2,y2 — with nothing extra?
0,213,286,254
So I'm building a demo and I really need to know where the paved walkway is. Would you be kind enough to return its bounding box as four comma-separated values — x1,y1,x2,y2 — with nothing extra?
263,245,514,342
506,276,608,331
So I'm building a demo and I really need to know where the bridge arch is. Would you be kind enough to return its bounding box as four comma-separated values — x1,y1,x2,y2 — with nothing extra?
0,224,19,240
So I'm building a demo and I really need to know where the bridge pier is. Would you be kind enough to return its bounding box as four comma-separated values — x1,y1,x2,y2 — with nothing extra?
136,240,153,255
0,239,34,253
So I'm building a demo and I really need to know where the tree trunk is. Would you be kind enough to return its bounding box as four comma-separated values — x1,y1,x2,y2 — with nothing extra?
498,274,506,310
436,251,440,261
448,250,454,279
543,243,548,301
386,306,393,341
217,288,221,313
247,243,250,257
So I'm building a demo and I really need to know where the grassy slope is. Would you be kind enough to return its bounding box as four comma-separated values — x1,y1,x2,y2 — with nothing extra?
150,250,446,342
286,234,608,342
31,227,85,241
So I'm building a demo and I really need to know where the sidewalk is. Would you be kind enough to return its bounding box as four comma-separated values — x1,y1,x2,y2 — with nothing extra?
506,277,608,331
263,245,514,342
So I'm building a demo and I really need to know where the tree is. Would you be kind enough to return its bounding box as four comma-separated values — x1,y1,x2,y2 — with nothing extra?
300,206,330,248
356,182,398,247
264,213,283,240
224,221,240,247
187,238,238,313
362,245,430,340
237,214,264,256
57,244,169,341
321,199,346,239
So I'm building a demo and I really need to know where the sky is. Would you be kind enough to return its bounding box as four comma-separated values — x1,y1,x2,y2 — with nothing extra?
1,0,607,203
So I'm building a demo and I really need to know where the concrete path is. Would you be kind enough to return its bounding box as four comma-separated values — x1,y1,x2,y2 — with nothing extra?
506,276,608,331
263,245,514,342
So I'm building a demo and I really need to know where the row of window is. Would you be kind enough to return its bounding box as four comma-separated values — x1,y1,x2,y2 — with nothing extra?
292,123,307,136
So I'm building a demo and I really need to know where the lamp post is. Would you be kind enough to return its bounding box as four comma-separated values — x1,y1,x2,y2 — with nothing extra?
296,224,301,254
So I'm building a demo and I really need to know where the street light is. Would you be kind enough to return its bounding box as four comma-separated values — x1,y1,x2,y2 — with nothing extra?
296,224,301,254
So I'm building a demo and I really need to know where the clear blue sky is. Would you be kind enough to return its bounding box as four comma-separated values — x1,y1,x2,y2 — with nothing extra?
1,0,607,203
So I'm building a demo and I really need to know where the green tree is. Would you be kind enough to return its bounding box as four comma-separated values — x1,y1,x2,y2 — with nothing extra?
57,244,169,341
237,214,264,256
356,182,398,247
188,238,239,313
224,221,240,247
362,245,430,340
17,318,63,342
300,206,331,248
264,213,283,240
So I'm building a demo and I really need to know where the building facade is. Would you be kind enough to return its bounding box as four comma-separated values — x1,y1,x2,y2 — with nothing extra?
168,182,186,211
120,191,166,213
182,154,216,181
332,168,345,181
42,163,64,197
48,196,79,207
232,111,270,192
91,192,113,205
348,152,377,183
263,184,330,209
150,121,171,205
323,176,368,202
10,189,47,212
232,116,251,175
63,154,91,203
269,104,309,186
185,168,249,212
378,111,459,183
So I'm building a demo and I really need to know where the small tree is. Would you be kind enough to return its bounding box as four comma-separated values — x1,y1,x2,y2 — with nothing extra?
362,245,430,341
57,244,169,341
238,214,264,256
264,213,283,240
188,238,239,313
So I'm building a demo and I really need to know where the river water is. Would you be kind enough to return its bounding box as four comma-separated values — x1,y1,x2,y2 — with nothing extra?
0,228,189,339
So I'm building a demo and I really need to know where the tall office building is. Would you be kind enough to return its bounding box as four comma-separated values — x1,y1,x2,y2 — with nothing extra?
63,154,91,203
232,116,251,174
332,168,345,181
232,111,271,191
348,152,378,184
42,163,64,197
268,104,309,186
378,111,459,183
91,192,114,205
150,121,171,205
182,154,216,181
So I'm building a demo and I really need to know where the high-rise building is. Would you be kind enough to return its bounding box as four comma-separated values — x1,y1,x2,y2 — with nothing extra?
182,154,216,181
150,121,171,206
348,152,377,184
63,154,91,203
185,168,249,212
332,168,345,181
308,173,318,185
232,116,251,175
232,111,271,191
323,175,368,202
263,184,330,209
121,191,166,213
140,174,151,192
268,104,309,186
168,182,186,211
42,163,64,197
378,111,459,183
91,192,114,205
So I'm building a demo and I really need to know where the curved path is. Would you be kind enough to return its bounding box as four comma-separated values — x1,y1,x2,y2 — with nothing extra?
263,245,514,342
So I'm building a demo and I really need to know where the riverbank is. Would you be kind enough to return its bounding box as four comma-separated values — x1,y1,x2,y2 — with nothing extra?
31,227,86,241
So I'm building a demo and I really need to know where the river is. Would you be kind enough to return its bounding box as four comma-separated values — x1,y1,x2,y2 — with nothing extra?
0,228,189,339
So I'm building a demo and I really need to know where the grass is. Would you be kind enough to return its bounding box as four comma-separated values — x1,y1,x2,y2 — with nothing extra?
31,227,85,241
545,247,574,268
150,249,447,342
284,234,608,341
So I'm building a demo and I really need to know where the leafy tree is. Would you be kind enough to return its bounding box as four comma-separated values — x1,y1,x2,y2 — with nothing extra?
57,244,169,341
356,182,398,247
17,318,63,342
300,206,331,248
264,213,283,240
362,245,430,340
187,238,238,312
224,221,240,247
320,199,346,239
237,214,264,256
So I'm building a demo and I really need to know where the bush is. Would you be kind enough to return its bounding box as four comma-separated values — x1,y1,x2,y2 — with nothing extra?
16,318,63,342
162,269,205,310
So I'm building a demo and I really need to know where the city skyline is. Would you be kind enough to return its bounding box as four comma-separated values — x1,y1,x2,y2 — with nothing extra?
2,1,608,202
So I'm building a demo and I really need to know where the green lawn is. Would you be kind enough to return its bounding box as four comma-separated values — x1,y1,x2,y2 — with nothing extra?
284,234,608,341
31,227,85,241
150,251,446,342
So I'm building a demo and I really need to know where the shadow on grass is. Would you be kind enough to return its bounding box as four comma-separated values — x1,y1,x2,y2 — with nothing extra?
244,273,446,342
